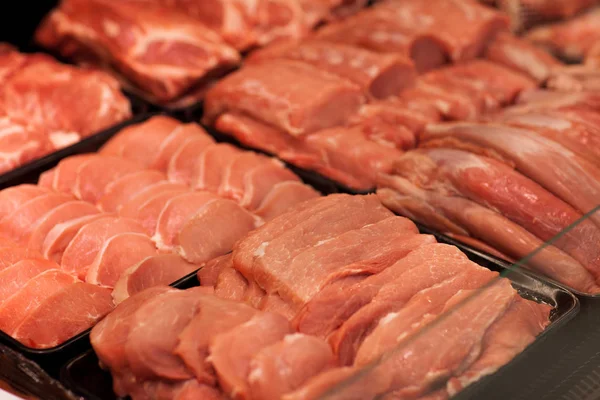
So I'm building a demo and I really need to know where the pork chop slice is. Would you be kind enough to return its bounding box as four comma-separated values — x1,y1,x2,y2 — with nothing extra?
167,136,217,185
0,247,43,270
153,123,211,171
0,184,49,219
98,170,166,212
191,143,242,193
73,156,141,203
0,259,56,305
255,181,321,221
219,151,273,201
118,181,188,218
241,159,301,210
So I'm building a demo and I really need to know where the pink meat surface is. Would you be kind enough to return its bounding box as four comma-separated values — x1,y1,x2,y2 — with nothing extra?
219,151,273,201
0,247,43,270
98,170,166,212
192,143,242,192
0,259,57,305
255,181,321,222
0,185,49,219
153,123,210,171
73,156,141,203
167,136,217,185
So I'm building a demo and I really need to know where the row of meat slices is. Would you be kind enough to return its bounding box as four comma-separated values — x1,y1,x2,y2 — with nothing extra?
91,194,551,400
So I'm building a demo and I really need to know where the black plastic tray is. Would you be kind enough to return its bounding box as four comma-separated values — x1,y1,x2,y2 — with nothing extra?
59,235,579,400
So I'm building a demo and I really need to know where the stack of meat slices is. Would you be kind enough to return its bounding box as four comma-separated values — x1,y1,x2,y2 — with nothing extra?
377,89,600,294
91,194,551,400
0,44,131,175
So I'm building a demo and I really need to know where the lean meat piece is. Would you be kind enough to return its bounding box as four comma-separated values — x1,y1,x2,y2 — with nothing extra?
177,199,259,263
118,182,188,218
586,42,600,67
240,160,301,210
484,32,562,83
203,60,365,136
247,41,416,99
525,8,600,61
377,179,599,294
153,123,210,171
152,191,219,251
210,312,292,399
255,182,321,222
123,189,191,236
214,266,252,303
219,151,274,201
248,334,334,400
85,232,159,287
98,170,166,212
27,201,99,251
36,0,241,104
0,247,43,270
167,137,217,185
112,254,198,304
514,89,600,114
300,0,369,25
0,118,50,174
73,156,141,203
0,192,73,244
0,185,49,219
129,379,225,400
546,65,600,92
446,297,551,396
0,269,77,335
192,143,242,192
391,149,600,283
198,254,233,287
42,213,109,263
175,294,258,384
61,216,146,279
44,154,94,193
13,282,114,348
0,259,56,304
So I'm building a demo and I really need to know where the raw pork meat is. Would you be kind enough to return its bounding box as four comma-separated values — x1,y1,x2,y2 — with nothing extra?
255,182,321,221
118,182,188,218
73,156,141,203
153,123,211,171
198,254,234,287
123,189,190,235
43,154,94,193
546,65,600,92
36,0,241,103
219,152,275,201
192,143,242,192
0,259,56,304
0,118,50,174
203,60,365,136
497,0,597,30
239,160,301,210
167,137,217,185
0,248,43,270
98,170,166,212
0,185,49,219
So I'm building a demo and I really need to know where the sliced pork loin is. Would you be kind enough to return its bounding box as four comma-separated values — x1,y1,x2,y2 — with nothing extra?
98,170,166,213
40,154,94,193
167,136,217,186
219,152,279,201
154,123,212,172
255,182,321,222
0,259,57,304
0,184,49,219
72,156,142,203
0,247,44,270
192,143,242,193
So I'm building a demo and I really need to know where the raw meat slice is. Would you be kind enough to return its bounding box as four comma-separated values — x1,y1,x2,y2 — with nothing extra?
61,216,146,279
0,269,77,335
497,0,596,30
85,232,158,287
167,136,217,185
118,182,189,218
421,123,600,228
177,199,259,263
192,143,242,192
13,282,113,349
0,259,57,304
0,184,49,219
248,41,416,99
446,297,551,396
36,0,241,103
37,170,54,188
514,89,600,114
198,254,233,287
484,32,562,83
132,379,225,400
0,234,17,248
112,254,198,304
214,267,249,302
546,65,600,92
586,42,600,67
0,247,43,270
293,235,438,338
175,294,258,384
219,151,273,201
98,170,166,212
248,334,334,400
203,60,365,136
152,191,219,251
377,179,599,294
48,154,94,193
153,123,210,171
267,216,419,307
283,367,373,400
259,293,297,320
41,213,109,264
210,312,292,399
73,156,141,203
255,182,321,221
0,118,50,174
123,189,191,236
525,8,600,61
124,287,207,380
27,201,99,251
247,195,392,294
0,192,73,244
100,116,180,164
241,160,301,210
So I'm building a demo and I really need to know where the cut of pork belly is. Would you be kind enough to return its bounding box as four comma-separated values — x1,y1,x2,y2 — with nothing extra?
391,148,600,284
98,170,166,213
377,180,599,293
152,191,220,251
13,282,113,349
0,184,49,219
219,152,274,201
0,247,44,270
192,143,242,192
167,136,217,185
484,32,562,83
43,154,94,193
85,232,158,287
546,65,600,92
36,0,241,103
210,312,292,399
112,254,198,305
525,8,600,61
421,122,600,228
446,296,551,396
248,334,334,400
118,181,189,218
153,123,210,171
61,216,146,279
0,269,77,335
248,41,416,99
255,181,321,222
175,294,258,384
0,259,57,304
176,199,259,263
73,156,142,203
203,60,365,136
27,200,99,251
0,118,51,174
0,192,73,244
